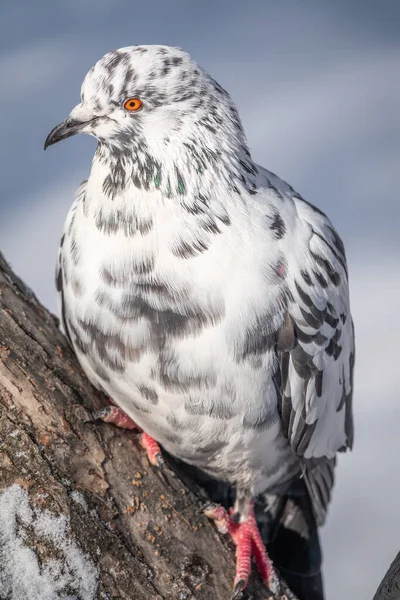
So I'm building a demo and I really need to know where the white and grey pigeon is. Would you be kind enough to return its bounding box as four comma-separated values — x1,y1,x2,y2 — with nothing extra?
45,45,354,598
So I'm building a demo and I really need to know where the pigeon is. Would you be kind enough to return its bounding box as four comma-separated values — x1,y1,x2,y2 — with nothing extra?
45,45,355,598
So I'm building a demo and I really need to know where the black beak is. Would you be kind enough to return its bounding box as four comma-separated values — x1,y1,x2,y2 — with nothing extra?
44,117,97,150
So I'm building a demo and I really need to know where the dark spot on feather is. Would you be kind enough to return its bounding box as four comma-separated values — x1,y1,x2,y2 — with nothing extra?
314,332,329,345
333,344,342,360
315,370,323,397
132,173,142,189
77,318,141,368
161,63,171,77
344,353,355,448
325,313,339,329
269,211,286,240
172,238,210,259
312,229,348,276
162,430,183,445
159,369,203,392
138,386,158,404
301,270,313,286
328,226,346,260
199,216,221,235
277,314,295,352
295,281,313,307
300,307,324,329
292,418,317,456
184,395,235,419
131,255,155,275
69,237,80,266
56,268,63,292
280,396,292,439
325,338,341,359
135,279,172,297
291,344,312,369
293,324,317,344
311,252,341,286
165,414,186,432
138,217,153,235
237,318,277,360
100,255,154,286
95,291,224,340
95,207,138,236
68,323,88,356
239,159,257,176
313,270,328,288
104,51,127,72
102,160,126,198
181,198,207,215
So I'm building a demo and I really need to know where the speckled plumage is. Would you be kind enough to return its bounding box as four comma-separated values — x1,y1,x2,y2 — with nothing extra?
52,45,354,527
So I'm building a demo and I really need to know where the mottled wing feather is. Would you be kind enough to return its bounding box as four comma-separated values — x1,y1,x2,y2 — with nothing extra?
276,195,355,524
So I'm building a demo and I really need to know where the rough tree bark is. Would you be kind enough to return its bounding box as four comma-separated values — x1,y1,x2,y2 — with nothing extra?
0,252,298,600
373,552,400,600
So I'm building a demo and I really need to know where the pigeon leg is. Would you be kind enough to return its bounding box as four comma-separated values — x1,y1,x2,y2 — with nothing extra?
93,405,163,468
204,502,274,598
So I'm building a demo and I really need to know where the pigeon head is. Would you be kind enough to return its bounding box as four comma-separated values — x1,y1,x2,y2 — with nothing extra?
44,45,247,157
45,45,258,199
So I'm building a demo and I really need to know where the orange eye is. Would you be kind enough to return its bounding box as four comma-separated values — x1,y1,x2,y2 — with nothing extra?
124,97,143,111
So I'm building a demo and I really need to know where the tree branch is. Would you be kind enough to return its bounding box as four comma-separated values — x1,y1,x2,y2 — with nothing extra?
0,252,297,600
373,552,400,600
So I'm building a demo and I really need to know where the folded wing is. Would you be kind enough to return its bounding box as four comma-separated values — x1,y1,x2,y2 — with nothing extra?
276,196,355,524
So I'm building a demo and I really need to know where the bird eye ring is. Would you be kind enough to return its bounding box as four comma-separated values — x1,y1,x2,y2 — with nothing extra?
124,98,143,112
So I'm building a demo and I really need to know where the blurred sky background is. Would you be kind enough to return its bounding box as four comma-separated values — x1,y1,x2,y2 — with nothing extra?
0,1,399,598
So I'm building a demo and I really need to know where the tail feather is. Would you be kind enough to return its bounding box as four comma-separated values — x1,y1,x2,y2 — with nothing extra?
303,457,336,526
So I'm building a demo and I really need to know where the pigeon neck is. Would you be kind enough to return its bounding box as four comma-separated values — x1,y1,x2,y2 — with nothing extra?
91,139,258,205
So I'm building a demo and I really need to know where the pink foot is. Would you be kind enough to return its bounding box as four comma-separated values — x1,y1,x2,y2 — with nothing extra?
204,502,275,598
94,405,163,468
139,431,164,468
96,405,140,430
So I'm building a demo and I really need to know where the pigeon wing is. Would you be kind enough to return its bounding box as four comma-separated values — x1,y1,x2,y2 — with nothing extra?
276,196,355,524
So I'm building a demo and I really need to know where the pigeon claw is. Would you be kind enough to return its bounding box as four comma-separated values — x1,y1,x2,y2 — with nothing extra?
205,503,274,596
230,579,246,600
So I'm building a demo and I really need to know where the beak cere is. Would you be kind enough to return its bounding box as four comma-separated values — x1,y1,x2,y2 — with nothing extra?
44,116,97,150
